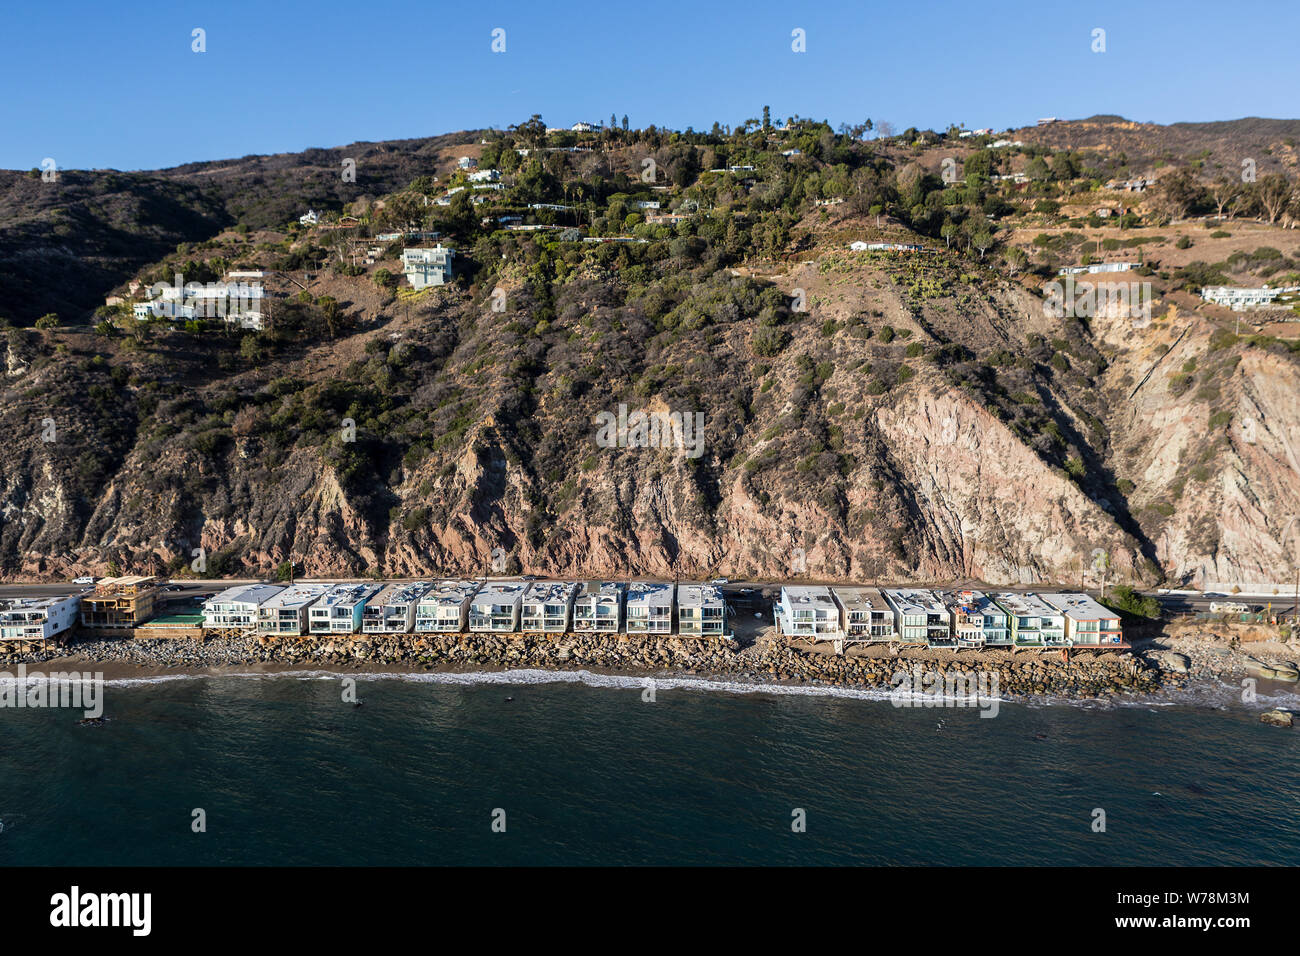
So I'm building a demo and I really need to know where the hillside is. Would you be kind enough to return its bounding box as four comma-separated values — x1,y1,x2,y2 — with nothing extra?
3,115,1300,589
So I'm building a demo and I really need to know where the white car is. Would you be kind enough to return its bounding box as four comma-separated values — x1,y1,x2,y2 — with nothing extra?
73,576,96,585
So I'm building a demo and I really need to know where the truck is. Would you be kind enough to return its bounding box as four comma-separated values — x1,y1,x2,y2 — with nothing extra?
1209,601,1250,614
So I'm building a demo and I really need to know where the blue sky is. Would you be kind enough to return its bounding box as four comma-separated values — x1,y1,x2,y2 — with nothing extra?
2,0,1297,171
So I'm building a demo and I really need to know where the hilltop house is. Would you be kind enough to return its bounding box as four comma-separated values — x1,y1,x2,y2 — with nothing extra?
882,589,952,647
776,586,841,641
401,246,455,289
256,583,331,636
457,156,477,169
308,583,383,635
1039,593,1126,648
520,581,579,633
0,594,81,643
942,590,1010,647
362,582,434,634
414,580,482,633
1201,285,1298,310
991,592,1067,649
466,168,500,183
299,210,320,225
830,587,896,651
572,121,598,133
572,582,624,632
625,582,674,635
675,583,727,638
201,583,284,632
468,581,528,632
1058,262,1137,276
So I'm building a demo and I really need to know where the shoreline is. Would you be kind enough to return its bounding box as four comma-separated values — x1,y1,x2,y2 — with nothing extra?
4,622,1297,711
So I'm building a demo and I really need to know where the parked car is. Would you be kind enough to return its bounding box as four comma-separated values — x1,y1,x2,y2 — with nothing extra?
709,578,729,586
72,576,96,585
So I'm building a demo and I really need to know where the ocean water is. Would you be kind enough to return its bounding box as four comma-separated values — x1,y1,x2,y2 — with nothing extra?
0,669,1297,866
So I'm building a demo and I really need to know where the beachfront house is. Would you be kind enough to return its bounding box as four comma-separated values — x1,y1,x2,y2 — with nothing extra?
991,592,1067,648
468,581,528,633
80,576,161,630
201,584,285,632
1039,593,1126,648
0,594,81,643
776,586,841,642
625,582,674,635
308,583,383,635
401,246,455,289
520,581,579,633
414,580,482,633
830,587,897,651
361,582,434,634
882,589,952,647
256,583,331,636
942,590,1010,648
675,583,727,638
572,582,624,633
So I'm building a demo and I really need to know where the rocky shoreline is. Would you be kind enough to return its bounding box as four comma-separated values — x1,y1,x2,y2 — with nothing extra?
2,622,1298,711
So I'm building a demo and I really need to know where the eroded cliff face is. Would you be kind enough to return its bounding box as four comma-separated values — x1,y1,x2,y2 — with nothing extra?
3,248,1299,588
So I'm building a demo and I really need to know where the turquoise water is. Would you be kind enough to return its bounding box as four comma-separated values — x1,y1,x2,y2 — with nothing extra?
0,670,1296,865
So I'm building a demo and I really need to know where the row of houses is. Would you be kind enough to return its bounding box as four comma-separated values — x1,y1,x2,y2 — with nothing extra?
199,580,730,639
774,586,1124,653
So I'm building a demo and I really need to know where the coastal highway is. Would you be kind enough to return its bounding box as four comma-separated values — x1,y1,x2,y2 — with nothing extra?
1,578,1295,618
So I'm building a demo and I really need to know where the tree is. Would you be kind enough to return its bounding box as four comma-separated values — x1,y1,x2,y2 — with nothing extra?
1208,176,1240,220
34,312,58,329
762,105,771,132
1146,168,1201,222
969,228,994,259
510,114,548,150
1255,173,1293,224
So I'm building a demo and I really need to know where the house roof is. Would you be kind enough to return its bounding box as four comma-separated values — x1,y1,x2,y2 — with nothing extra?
990,592,1062,618
207,584,286,608
418,580,482,606
830,586,888,612
576,581,624,602
1038,593,1119,621
314,582,383,609
781,585,838,611
626,581,674,607
523,581,579,605
260,583,332,611
676,583,724,608
472,581,529,603
882,588,948,616
371,582,435,607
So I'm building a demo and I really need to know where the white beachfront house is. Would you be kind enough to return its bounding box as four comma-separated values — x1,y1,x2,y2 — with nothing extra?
830,586,897,651
203,584,286,631
361,582,435,634
776,586,841,641
942,590,1010,648
882,589,952,647
572,582,624,633
676,583,727,638
0,594,81,642
308,582,383,635
1039,593,1126,648
624,582,674,635
414,580,482,633
991,592,1067,649
256,583,332,636
401,246,455,289
468,581,528,632
520,581,579,633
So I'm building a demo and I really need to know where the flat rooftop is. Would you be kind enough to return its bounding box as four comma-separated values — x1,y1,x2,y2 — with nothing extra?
990,591,1061,618
207,584,286,607
473,581,529,602
626,581,674,606
371,582,435,606
576,581,625,602
781,586,838,610
941,589,1004,616
1038,593,1119,620
883,588,948,616
523,581,578,605
0,594,79,612
261,583,332,611
314,582,383,608
676,583,724,608
830,586,888,611
419,580,482,606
